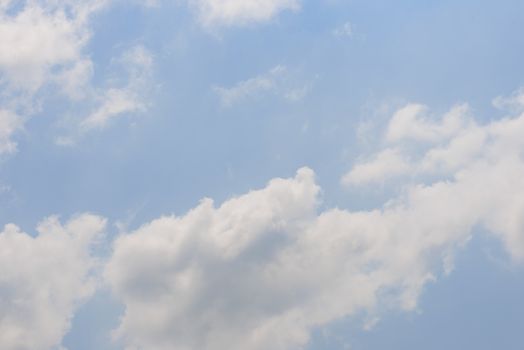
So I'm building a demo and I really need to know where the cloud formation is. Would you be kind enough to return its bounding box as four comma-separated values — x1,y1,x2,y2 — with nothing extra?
0,1,154,150
0,0,106,153
493,87,524,113
0,110,23,155
55,44,154,144
0,0,103,92
191,0,300,27
213,65,311,107
0,0,103,152
78,45,153,133
0,214,106,350
1,90,522,350
105,166,472,350
343,93,524,261
106,90,524,350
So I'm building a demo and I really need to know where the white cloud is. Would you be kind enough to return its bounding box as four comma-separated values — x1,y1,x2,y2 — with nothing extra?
58,45,154,141
0,1,153,149
214,66,281,106
104,166,466,350
0,0,105,92
0,0,107,152
54,59,95,100
341,148,411,186
493,87,524,113
80,46,153,131
105,89,524,350
345,103,484,186
190,0,301,27
386,103,471,143
342,88,524,260
0,214,106,350
213,65,311,106
0,109,23,155
80,88,145,131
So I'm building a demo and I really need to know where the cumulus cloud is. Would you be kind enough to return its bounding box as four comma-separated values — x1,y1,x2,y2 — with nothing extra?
0,0,108,152
341,148,411,186
190,0,301,27
105,89,524,350
0,0,105,92
0,214,106,350
344,103,480,185
104,167,470,350
213,65,312,107
385,103,471,143
343,88,524,260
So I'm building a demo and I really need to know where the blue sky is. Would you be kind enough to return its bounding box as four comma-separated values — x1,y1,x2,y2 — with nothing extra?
0,1,523,349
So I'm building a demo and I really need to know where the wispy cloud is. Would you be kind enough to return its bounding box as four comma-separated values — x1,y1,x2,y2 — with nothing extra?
0,2,155,151
213,65,313,107
333,21,353,38
190,0,301,28
56,45,154,144
79,46,153,132
493,87,524,113
0,109,23,155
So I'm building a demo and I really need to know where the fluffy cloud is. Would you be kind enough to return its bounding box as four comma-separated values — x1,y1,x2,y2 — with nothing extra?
104,167,467,350
105,168,321,350
190,0,301,27
0,0,106,152
0,214,106,350
106,90,524,350
0,0,105,92
344,103,481,184
342,90,524,260
341,148,411,186
213,65,311,106
385,103,471,143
